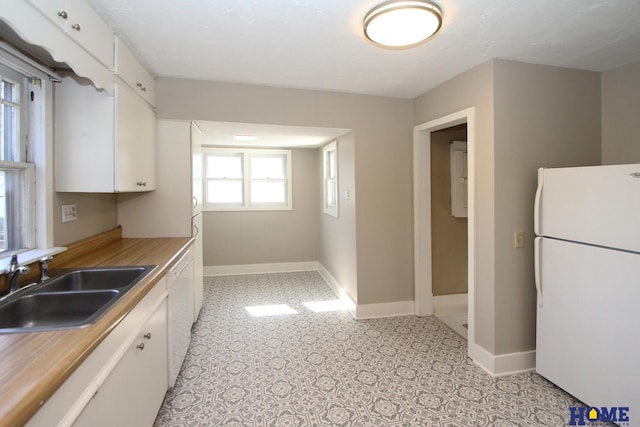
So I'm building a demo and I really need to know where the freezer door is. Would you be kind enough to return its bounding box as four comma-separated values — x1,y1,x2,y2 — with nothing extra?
535,164,640,253
536,237,640,412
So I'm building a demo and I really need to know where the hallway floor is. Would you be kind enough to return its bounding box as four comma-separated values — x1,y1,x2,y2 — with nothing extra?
155,271,593,426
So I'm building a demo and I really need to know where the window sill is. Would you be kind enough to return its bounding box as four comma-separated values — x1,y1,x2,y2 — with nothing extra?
0,247,67,274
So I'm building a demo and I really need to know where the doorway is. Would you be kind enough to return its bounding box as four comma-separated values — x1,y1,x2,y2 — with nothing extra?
413,108,476,356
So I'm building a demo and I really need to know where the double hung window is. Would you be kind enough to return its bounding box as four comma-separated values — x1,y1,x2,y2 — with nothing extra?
204,148,292,211
0,63,34,254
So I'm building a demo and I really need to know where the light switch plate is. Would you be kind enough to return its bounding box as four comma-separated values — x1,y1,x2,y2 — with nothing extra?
514,231,525,248
62,204,77,223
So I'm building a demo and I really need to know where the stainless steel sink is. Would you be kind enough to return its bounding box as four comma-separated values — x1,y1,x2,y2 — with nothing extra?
36,266,154,293
0,291,120,332
0,265,155,334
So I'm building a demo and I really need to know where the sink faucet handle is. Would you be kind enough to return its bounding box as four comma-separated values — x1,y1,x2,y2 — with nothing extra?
40,256,54,281
9,254,18,271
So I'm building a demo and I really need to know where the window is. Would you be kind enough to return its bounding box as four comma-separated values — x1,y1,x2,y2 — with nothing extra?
323,141,338,217
204,148,292,211
0,44,58,268
0,63,34,254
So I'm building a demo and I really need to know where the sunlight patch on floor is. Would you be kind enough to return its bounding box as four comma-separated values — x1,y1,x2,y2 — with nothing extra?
244,304,298,317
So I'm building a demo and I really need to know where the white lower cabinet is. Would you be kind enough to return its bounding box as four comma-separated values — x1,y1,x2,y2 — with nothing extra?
74,299,167,427
25,278,169,427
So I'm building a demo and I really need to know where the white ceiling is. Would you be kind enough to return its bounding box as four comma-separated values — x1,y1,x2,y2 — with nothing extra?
88,0,640,100
85,0,640,147
194,121,349,148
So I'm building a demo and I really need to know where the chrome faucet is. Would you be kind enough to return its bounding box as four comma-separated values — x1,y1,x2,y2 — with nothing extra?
7,254,30,293
40,256,54,281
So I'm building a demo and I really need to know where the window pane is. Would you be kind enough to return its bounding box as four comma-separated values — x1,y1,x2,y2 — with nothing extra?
251,156,284,179
251,181,285,204
327,151,336,179
1,104,17,161
207,180,242,203
0,169,24,252
326,180,337,207
1,80,17,103
206,155,242,179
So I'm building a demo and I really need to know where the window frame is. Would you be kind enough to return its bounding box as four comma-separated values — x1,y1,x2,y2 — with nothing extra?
322,140,338,217
0,44,61,271
203,147,292,211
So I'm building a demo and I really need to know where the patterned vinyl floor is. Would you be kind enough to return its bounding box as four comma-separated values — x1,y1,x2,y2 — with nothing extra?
154,271,597,427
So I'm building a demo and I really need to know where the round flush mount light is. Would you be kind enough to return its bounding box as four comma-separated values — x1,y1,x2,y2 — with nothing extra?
363,0,443,49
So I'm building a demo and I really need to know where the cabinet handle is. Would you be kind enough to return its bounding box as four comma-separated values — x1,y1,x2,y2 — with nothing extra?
71,23,81,31
136,82,147,92
136,181,147,187
144,332,152,340
136,342,145,350
58,10,68,19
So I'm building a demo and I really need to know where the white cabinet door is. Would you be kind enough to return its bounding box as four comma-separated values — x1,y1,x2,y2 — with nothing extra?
55,75,156,193
115,82,157,192
115,37,155,106
75,299,168,427
55,74,115,192
27,0,67,30
28,0,114,68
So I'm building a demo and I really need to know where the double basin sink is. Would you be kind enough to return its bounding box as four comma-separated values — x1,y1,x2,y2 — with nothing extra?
0,266,155,334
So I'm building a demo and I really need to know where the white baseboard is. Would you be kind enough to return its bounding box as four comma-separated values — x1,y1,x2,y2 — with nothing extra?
204,261,318,276
433,293,468,316
353,300,415,320
316,263,357,316
470,343,536,377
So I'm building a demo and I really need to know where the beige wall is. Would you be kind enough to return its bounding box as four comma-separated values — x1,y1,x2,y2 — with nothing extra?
493,60,601,354
203,148,320,265
431,126,468,296
413,59,601,356
53,193,118,246
320,133,358,302
602,60,640,165
155,78,412,305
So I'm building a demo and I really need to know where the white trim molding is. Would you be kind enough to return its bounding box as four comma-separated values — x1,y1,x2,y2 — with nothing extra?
470,343,536,377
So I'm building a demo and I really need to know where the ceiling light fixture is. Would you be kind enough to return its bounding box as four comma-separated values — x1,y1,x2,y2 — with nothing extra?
363,0,443,49
233,134,257,142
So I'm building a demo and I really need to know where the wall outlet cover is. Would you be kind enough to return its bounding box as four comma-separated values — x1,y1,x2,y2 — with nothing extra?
62,204,77,223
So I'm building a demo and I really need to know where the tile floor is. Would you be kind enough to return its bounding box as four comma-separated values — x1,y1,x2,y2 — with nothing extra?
154,271,602,426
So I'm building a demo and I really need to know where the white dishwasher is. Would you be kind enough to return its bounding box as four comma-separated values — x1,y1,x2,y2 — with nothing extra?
166,246,195,387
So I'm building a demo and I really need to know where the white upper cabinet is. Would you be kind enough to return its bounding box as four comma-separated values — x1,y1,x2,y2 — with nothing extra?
115,36,155,106
28,0,114,69
55,74,156,193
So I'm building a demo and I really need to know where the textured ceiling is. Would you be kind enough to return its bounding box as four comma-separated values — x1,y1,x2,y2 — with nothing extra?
87,0,640,99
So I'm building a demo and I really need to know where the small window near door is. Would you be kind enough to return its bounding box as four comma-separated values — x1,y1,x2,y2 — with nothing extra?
203,148,291,211
322,141,338,217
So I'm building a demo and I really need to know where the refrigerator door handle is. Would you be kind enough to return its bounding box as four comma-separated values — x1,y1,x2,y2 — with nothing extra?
533,168,544,236
534,237,543,307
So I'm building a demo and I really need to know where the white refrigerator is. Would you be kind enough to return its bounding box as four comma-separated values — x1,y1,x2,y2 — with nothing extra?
534,164,640,414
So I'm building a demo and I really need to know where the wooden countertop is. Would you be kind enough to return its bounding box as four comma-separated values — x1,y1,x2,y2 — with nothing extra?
0,229,193,427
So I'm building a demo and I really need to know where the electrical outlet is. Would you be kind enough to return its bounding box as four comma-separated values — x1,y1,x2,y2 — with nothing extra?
514,231,525,248
61,204,77,223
